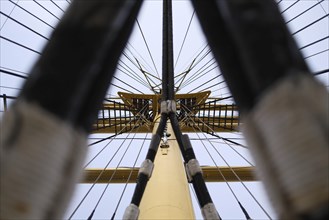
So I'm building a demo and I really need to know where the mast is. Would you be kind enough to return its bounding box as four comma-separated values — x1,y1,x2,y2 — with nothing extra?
139,118,195,219
139,0,195,218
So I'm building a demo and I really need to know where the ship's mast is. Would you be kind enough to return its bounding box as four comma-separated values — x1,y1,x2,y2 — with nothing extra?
139,0,195,218
139,118,195,219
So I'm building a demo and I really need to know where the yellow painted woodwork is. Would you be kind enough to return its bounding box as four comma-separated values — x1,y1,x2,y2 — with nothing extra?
118,91,211,114
82,167,256,184
91,124,239,133
138,119,195,219
92,91,240,133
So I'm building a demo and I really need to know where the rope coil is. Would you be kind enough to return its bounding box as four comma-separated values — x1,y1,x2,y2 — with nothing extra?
243,73,329,219
161,100,177,114
0,101,87,219
185,159,202,182
138,159,154,179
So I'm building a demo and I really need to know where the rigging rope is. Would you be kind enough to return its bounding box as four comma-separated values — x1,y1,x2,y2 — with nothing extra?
175,43,208,75
187,73,223,93
32,0,60,20
304,49,329,60
174,11,195,70
50,0,65,13
179,101,264,215
0,69,28,79
193,128,253,220
0,11,49,40
117,60,151,88
193,124,272,219
292,14,329,36
121,51,143,70
117,66,151,90
110,133,149,220
299,36,329,50
0,36,42,54
180,103,254,165
317,0,328,14
280,0,300,15
180,56,216,88
113,75,144,94
69,116,145,220
175,46,212,90
88,131,141,220
285,0,325,24
0,0,19,31
89,134,119,146
188,116,271,219
135,19,160,78
127,42,156,75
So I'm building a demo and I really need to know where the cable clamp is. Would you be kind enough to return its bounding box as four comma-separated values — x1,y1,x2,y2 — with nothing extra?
139,159,154,179
185,159,202,182
161,100,176,114
123,204,140,220
201,203,220,220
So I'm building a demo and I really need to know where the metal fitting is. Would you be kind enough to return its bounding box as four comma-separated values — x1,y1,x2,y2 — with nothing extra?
123,204,140,220
185,159,202,182
138,159,154,179
161,100,176,114
201,203,220,220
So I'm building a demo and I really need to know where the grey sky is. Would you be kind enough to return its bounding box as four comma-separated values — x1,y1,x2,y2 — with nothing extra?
0,0,328,219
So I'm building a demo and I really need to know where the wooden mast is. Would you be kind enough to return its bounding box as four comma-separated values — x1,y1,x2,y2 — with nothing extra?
138,116,195,219
139,0,195,218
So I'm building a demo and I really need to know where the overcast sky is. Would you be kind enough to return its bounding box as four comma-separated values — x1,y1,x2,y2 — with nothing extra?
0,0,328,219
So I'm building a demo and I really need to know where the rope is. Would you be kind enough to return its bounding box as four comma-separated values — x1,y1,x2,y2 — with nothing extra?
292,14,329,36
93,100,149,139
181,57,216,89
32,0,60,20
304,49,329,60
180,103,253,165
174,11,195,70
0,69,28,79
0,0,19,31
314,68,329,76
0,36,41,54
117,60,151,88
175,43,208,75
117,66,151,90
317,0,328,14
285,0,325,24
68,117,145,219
50,0,65,13
191,119,272,219
0,66,28,76
175,46,211,90
187,74,223,93
280,0,300,15
179,102,271,217
71,101,150,218
299,36,329,50
88,131,141,220
192,127,253,220
84,136,117,168
0,11,49,40
127,42,156,75
113,75,144,94
136,19,160,78
110,133,149,220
